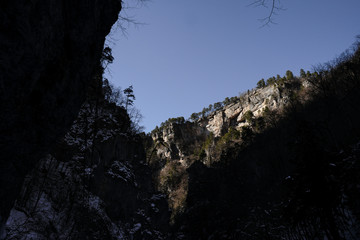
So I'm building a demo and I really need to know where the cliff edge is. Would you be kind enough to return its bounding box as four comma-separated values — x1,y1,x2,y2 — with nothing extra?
0,0,121,228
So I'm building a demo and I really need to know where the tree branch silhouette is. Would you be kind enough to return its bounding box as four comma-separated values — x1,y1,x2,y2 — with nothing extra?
249,0,285,27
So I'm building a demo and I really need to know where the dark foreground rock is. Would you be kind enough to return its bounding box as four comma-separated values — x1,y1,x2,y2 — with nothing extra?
5,101,170,239
0,0,121,226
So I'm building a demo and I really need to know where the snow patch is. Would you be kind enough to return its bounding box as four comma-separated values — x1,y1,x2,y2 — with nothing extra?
130,223,142,234
87,195,102,211
107,161,135,184
151,193,166,201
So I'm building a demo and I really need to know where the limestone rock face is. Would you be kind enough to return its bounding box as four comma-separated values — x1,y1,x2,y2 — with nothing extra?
206,111,225,137
205,85,286,137
148,83,300,220
151,84,290,163
152,122,208,165
147,83,296,221
0,0,121,224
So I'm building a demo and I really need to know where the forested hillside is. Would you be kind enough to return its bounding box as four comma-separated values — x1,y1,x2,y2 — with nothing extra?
147,40,360,239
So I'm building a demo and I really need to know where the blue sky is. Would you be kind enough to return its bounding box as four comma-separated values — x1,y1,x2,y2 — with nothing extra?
105,0,360,132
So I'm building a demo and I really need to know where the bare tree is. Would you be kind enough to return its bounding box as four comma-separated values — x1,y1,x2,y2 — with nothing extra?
117,0,284,33
116,0,148,34
128,108,144,134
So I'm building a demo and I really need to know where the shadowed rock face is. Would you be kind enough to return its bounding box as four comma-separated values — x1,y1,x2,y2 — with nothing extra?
0,0,121,224
4,98,170,239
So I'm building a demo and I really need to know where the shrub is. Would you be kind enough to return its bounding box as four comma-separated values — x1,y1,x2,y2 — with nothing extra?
240,126,253,143
243,110,254,122
195,132,214,160
159,161,182,190
204,132,214,148
277,77,286,86
216,127,240,150
198,149,206,160
254,117,265,132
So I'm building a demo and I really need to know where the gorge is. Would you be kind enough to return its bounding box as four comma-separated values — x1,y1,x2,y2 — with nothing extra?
1,1,360,239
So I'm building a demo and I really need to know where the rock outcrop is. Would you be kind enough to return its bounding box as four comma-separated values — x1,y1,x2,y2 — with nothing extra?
0,0,121,226
203,84,288,137
148,81,304,223
5,100,170,239
149,47,360,239
151,82,299,164
150,122,208,166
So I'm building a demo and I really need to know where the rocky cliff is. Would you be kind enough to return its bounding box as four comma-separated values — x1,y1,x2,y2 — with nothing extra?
151,79,303,165
149,46,360,239
4,99,170,239
148,79,305,223
205,84,287,137
2,2,360,238
0,0,121,228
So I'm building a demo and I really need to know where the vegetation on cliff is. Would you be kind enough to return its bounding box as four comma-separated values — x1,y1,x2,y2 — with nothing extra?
148,38,360,239
5,46,169,240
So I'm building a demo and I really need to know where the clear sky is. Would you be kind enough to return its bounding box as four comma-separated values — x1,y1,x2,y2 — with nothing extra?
105,0,360,132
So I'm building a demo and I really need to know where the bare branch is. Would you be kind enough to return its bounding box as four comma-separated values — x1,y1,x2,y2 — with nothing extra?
249,0,285,27
115,0,148,36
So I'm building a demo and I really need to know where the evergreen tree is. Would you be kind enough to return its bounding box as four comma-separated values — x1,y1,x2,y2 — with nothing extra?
230,96,238,103
201,107,210,118
286,70,294,80
190,112,199,122
223,97,231,105
214,102,222,110
124,85,135,110
306,71,311,78
101,47,114,69
257,79,266,88
266,77,276,86
300,69,306,78
102,79,113,102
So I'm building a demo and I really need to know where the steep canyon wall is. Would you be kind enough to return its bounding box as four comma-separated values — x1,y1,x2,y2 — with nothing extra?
0,0,121,228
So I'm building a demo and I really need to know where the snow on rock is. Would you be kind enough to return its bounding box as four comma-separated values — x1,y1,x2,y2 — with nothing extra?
5,209,28,235
107,161,136,184
131,223,142,234
5,193,55,240
86,195,102,211
4,98,171,239
63,102,127,151
84,167,93,176
151,193,167,201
